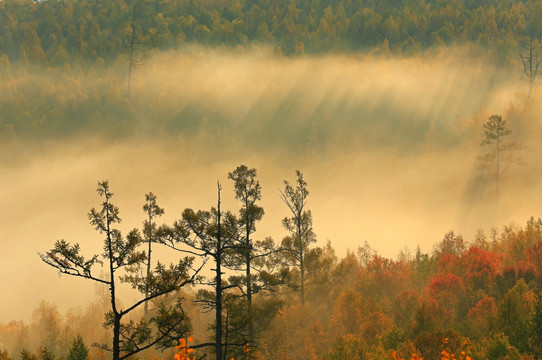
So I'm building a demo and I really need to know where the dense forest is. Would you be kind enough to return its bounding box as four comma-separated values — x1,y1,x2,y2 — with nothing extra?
1,0,541,140
1,0,542,62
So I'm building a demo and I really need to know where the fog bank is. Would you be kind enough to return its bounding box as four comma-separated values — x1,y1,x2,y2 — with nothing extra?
1,47,541,322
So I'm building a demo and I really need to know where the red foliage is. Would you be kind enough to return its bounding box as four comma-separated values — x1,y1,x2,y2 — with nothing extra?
516,260,536,282
463,247,502,290
467,295,497,323
526,241,542,277
437,254,461,276
429,273,463,298
359,254,411,300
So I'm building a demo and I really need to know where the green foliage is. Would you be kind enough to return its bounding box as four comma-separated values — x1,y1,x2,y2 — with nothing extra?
323,334,367,360
20,349,37,360
280,170,316,304
39,181,196,360
0,0,539,62
472,332,521,360
67,337,88,360
497,279,533,352
530,292,542,357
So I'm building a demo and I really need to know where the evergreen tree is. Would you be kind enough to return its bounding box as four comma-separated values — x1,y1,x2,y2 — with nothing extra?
39,181,197,360
67,336,88,360
479,114,523,202
159,182,241,360
279,170,316,304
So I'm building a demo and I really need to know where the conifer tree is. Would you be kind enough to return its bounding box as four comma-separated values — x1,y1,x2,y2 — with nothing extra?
279,170,316,304
67,337,88,360
479,114,523,201
39,181,197,360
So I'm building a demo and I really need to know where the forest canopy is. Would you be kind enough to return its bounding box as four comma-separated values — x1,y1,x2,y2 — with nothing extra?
1,0,541,141
1,0,541,62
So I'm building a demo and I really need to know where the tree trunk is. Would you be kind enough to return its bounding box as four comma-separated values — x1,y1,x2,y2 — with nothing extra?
127,4,137,98
215,183,223,360
113,315,121,360
144,211,152,315
245,217,254,343
106,191,121,360
298,216,305,305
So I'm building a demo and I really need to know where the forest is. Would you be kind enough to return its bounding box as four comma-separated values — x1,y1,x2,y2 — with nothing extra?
2,0,542,359
1,0,542,62
0,0,541,138
2,170,542,360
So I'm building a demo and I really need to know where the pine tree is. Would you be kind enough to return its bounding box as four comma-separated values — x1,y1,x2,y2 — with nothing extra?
67,336,88,360
479,114,523,202
39,181,197,360
280,170,316,304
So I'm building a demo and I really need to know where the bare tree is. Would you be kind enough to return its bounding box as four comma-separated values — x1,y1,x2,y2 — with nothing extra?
520,32,542,97
126,3,138,98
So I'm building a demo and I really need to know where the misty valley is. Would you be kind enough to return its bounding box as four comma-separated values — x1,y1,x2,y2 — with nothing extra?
2,0,542,359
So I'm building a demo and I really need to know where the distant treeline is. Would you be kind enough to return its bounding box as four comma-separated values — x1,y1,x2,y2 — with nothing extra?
1,0,541,63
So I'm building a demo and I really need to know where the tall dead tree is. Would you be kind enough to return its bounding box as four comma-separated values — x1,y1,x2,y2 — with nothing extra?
127,3,138,98
520,33,542,97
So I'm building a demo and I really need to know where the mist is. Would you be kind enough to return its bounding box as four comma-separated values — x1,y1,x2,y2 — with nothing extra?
1,45,542,323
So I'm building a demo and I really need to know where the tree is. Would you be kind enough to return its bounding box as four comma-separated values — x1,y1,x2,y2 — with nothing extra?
143,192,165,315
519,33,541,97
530,292,542,357
227,165,264,344
323,335,367,360
479,114,523,201
30,301,62,357
0,349,12,360
39,181,197,360
126,1,141,98
432,231,466,261
159,182,241,360
467,295,497,340
279,170,316,304
67,336,88,360
226,165,282,348
497,279,533,352
520,6,542,97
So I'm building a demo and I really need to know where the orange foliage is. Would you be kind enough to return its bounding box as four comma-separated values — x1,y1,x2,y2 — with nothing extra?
463,247,503,290
391,350,423,360
393,338,473,360
526,241,542,277
467,295,497,338
429,274,463,297
174,334,195,360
